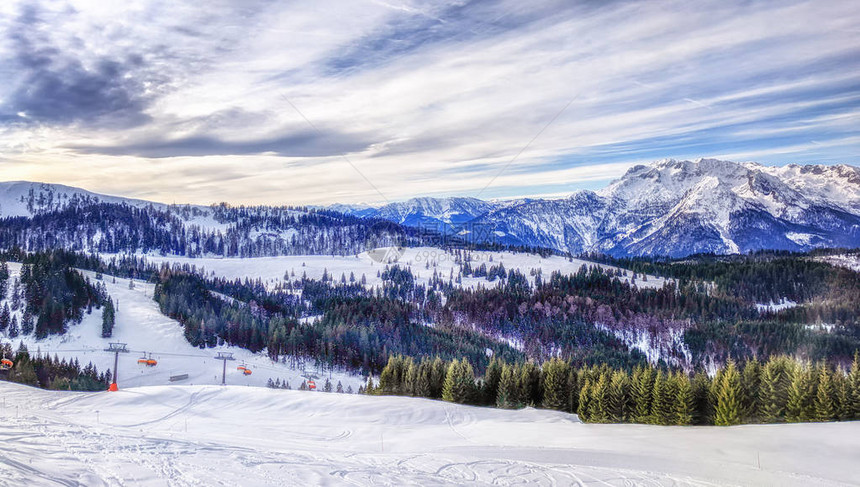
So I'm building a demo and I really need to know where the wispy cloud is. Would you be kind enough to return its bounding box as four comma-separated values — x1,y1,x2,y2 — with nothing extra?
0,0,858,205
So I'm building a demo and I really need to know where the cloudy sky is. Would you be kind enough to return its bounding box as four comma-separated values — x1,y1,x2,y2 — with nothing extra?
0,0,858,205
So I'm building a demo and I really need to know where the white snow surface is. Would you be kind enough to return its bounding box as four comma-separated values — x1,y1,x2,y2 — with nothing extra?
755,298,798,313
820,253,860,273
124,247,669,291
1,381,857,486
0,263,363,391
0,181,158,218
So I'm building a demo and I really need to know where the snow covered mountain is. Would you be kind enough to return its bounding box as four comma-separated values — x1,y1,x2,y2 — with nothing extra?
4,158,860,258
579,159,860,256
338,159,860,257
335,196,498,235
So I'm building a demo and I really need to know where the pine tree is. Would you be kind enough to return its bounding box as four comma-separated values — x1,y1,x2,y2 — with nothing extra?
21,313,34,336
101,298,116,338
442,359,476,404
404,360,418,395
336,381,344,393
324,378,333,392
519,361,542,407
0,304,11,335
413,360,432,398
606,369,629,422
577,378,592,422
7,316,19,338
714,360,743,426
786,363,814,422
761,356,792,422
650,370,673,425
589,372,609,423
849,352,860,420
15,359,39,386
542,358,570,411
429,357,447,399
483,357,504,406
691,371,712,425
379,355,405,395
567,369,580,414
814,366,835,422
496,364,518,409
832,370,851,421
674,372,696,425
741,359,762,420
631,366,654,423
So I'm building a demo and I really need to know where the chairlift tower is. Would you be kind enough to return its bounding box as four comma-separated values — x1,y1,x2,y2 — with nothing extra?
215,352,235,385
104,343,129,391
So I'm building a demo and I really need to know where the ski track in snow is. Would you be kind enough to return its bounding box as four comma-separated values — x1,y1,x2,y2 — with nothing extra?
1,382,857,486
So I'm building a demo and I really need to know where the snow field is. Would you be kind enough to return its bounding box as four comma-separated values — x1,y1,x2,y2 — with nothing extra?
1,381,858,486
127,247,670,292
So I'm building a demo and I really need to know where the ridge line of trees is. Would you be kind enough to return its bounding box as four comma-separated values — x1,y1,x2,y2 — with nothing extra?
369,353,860,426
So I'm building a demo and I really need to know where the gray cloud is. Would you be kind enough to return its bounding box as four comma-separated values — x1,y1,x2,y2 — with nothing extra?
69,131,373,158
1,0,858,205
2,4,159,128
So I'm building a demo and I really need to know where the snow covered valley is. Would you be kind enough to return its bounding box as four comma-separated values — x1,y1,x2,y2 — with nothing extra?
1,381,858,486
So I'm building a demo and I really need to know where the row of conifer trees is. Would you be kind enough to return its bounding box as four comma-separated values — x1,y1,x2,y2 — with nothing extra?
370,353,860,425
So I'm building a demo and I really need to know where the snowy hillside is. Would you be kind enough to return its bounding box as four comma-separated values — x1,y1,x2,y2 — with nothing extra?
127,247,670,292
0,181,424,258
0,180,303,233
1,380,857,486
0,181,160,218
0,263,363,391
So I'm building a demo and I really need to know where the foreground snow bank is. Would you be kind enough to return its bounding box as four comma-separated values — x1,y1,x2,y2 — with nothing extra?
1,381,857,486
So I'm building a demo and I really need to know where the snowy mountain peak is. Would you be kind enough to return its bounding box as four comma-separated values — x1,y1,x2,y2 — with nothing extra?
471,159,860,256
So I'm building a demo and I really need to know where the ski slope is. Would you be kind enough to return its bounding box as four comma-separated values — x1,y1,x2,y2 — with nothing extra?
0,263,363,392
0,381,857,486
126,247,670,292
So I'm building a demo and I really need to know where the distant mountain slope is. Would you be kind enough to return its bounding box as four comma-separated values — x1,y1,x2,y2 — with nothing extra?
0,181,158,218
0,182,418,257
333,197,499,238
3,158,860,258
337,159,860,257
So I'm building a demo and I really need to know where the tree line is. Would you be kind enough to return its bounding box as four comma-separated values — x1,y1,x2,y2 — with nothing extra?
0,342,109,391
370,353,860,425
